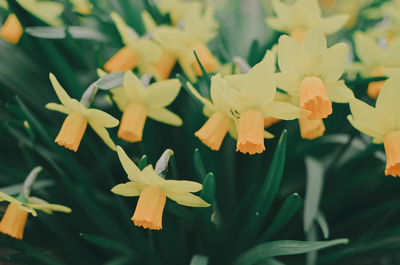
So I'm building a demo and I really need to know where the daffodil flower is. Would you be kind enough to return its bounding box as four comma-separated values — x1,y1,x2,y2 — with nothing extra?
111,146,209,230
353,32,400,99
220,50,309,154
111,71,182,143
104,12,161,74
0,13,23,44
70,0,92,15
46,73,119,151
267,0,348,42
17,0,64,26
187,74,238,151
157,0,202,26
0,167,71,239
348,77,400,177
276,28,353,139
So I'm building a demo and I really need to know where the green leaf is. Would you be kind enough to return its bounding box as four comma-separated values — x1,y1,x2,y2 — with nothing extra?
235,239,349,265
304,157,324,232
79,233,131,253
25,27,108,41
316,212,329,239
190,255,209,265
138,155,148,170
96,72,125,90
259,193,301,242
193,148,207,181
200,172,216,204
193,50,211,86
260,259,286,265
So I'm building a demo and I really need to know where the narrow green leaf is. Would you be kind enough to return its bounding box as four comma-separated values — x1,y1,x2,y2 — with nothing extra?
193,50,211,86
190,255,209,265
193,148,207,181
79,233,130,253
103,257,133,265
200,172,216,204
96,72,125,90
304,157,324,232
14,241,67,265
25,27,108,41
138,155,148,170
235,239,349,265
316,212,329,239
260,259,286,265
259,193,301,242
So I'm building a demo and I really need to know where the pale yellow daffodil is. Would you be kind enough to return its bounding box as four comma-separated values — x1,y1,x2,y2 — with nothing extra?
104,12,162,74
112,71,182,143
17,0,64,26
353,32,400,99
69,0,92,15
157,0,202,26
111,146,209,230
267,0,348,42
46,73,119,151
276,28,353,139
220,50,309,154
348,77,400,177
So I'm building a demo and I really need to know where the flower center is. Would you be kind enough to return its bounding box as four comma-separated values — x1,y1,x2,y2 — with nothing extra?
0,203,29,239
55,113,88,152
299,76,332,120
195,112,231,151
118,102,147,143
384,131,400,177
132,186,166,230
236,109,265,155
104,46,138,72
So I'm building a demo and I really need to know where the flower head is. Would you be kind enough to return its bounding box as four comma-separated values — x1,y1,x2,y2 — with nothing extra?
267,0,348,42
347,77,400,177
0,167,71,239
157,0,202,26
0,14,23,44
111,147,209,230
17,0,64,26
112,71,182,143
104,12,162,73
46,73,119,151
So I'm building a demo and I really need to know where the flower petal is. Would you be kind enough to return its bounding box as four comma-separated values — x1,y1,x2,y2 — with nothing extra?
123,71,147,103
85,109,119,128
325,81,354,103
145,79,181,108
302,28,327,58
376,78,400,128
45,103,71,115
111,182,143,197
147,108,183,126
166,192,210,207
0,191,22,205
354,32,382,66
110,12,138,47
49,73,73,107
116,146,143,181
262,101,309,120
324,43,349,82
277,35,301,76
320,15,349,35
89,123,117,151
161,180,202,193
187,82,215,112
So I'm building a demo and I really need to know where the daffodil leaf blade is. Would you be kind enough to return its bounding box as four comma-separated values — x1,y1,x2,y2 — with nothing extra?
79,233,131,253
193,148,207,181
200,172,216,204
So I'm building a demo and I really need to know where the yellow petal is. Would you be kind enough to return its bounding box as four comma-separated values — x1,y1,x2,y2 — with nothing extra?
166,192,210,207
262,101,309,120
45,103,71,115
161,180,202,193
116,146,143,181
376,78,400,128
186,82,215,112
111,182,143,197
85,109,119,128
302,28,327,57
110,12,137,47
325,81,354,103
29,203,71,214
133,39,162,64
320,15,349,35
277,35,301,76
141,165,164,185
348,99,386,137
264,130,275,139
147,108,183,126
274,73,300,95
141,11,157,32
89,123,117,151
145,79,181,108
354,32,382,66
49,73,73,108
0,191,22,205
324,43,349,82
122,71,147,103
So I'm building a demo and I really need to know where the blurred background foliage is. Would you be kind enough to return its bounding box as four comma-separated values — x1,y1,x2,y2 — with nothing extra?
0,0,400,265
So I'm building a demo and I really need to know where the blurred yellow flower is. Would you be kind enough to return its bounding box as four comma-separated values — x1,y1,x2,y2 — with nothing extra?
46,73,119,151
348,77,400,177
111,147,209,230
104,12,162,74
70,0,92,15
157,0,202,26
112,71,182,143
267,0,348,42
0,14,23,44
276,28,353,139
17,0,64,26
0,167,71,239
353,32,400,99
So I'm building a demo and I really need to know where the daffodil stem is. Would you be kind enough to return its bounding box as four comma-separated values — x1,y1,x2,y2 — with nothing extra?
155,149,174,177
22,166,43,199
80,82,98,107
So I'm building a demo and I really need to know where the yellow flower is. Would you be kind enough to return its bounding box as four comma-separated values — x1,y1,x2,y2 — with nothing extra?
220,50,309,154
353,32,400,99
157,0,202,26
17,0,64,26
276,28,353,139
0,167,71,240
104,12,162,74
111,146,209,230
0,14,23,44
46,73,119,151
348,77,400,177
267,0,348,42
69,0,92,15
112,71,182,143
